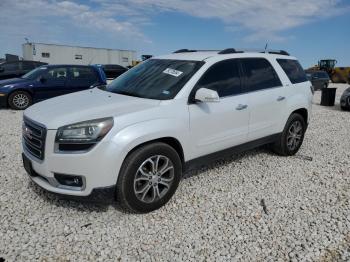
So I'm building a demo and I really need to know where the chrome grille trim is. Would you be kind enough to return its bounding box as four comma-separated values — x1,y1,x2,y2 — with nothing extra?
23,117,47,161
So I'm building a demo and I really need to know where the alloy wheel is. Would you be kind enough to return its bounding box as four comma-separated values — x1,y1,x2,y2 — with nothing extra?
287,120,303,151
12,94,29,109
133,155,174,203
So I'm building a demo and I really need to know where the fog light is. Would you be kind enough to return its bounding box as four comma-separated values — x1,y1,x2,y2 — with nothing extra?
54,173,83,188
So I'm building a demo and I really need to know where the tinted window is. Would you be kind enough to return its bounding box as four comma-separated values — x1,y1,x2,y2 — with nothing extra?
106,59,203,100
104,65,125,70
21,66,48,80
241,58,282,92
2,62,19,71
277,59,307,84
196,59,241,97
43,67,67,81
70,67,98,86
21,61,34,70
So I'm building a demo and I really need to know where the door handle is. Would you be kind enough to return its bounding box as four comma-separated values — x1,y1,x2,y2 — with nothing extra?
236,104,248,110
277,96,286,101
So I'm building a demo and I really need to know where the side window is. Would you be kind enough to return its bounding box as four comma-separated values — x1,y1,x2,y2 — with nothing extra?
196,59,241,97
69,67,98,86
241,58,282,92
43,68,68,82
21,62,34,70
3,63,19,71
277,59,307,84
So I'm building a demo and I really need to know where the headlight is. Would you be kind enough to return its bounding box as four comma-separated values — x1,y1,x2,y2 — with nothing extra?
56,117,114,144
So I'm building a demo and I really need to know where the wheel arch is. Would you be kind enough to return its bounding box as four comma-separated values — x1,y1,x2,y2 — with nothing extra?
291,108,308,124
7,88,34,106
124,137,185,166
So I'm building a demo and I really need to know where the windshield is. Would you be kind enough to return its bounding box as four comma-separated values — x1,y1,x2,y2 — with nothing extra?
105,59,204,100
21,66,48,80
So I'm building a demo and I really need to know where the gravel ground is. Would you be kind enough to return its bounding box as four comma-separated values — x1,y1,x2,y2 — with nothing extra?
0,84,349,261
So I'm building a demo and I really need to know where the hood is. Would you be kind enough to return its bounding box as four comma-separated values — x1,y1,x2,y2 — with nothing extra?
0,77,32,87
24,88,161,129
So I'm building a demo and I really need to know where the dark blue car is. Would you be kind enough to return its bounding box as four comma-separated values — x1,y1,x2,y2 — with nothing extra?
0,65,106,110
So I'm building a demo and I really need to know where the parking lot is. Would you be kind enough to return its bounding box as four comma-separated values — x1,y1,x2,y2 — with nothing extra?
0,84,349,261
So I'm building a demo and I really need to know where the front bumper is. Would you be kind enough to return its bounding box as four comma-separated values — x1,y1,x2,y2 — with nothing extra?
23,153,116,202
22,128,126,202
0,93,7,107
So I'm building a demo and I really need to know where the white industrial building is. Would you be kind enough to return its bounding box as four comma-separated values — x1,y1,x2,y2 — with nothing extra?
22,43,136,67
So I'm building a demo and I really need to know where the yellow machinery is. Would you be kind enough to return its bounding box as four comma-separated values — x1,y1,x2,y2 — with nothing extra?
309,59,350,84
131,55,153,68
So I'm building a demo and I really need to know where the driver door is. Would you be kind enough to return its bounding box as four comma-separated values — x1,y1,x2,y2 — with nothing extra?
188,59,250,159
34,67,68,101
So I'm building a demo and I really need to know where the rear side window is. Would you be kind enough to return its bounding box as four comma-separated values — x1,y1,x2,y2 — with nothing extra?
70,67,98,86
241,58,282,92
196,59,241,97
277,59,307,84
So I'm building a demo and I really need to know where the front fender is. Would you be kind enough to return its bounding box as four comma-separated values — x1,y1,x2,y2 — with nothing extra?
111,118,190,161
9,85,35,96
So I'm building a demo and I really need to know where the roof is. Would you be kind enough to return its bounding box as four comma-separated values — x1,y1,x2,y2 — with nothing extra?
155,49,296,62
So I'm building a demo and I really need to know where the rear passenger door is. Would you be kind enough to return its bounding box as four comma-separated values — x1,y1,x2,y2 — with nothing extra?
66,67,99,94
189,59,250,158
240,58,286,141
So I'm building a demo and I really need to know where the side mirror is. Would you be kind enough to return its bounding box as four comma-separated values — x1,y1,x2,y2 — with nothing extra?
0,67,4,73
195,88,220,103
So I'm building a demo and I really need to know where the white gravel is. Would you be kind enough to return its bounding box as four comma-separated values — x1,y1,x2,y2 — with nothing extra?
0,84,349,261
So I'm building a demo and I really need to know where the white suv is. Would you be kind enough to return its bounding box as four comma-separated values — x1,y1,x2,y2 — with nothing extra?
22,49,312,213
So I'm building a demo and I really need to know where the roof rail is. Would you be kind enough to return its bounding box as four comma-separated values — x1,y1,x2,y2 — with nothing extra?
218,48,241,54
173,49,221,54
173,49,196,53
265,50,290,56
173,48,290,56
218,48,290,56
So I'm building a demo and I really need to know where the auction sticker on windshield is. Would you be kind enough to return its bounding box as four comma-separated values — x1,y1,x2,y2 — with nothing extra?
163,68,183,77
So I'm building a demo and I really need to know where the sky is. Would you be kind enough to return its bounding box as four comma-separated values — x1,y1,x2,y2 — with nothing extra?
0,0,349,68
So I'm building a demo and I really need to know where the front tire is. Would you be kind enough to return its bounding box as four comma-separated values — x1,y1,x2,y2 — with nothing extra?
116,142,182,213
273,113,306,156
8,91,32,110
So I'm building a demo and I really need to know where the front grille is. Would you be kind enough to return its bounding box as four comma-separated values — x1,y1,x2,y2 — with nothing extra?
23,117,47,160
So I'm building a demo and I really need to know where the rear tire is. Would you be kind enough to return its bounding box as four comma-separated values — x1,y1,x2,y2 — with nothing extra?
341,97,350,111
116,142,182,213
272,113,306,156
8,91,32,110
